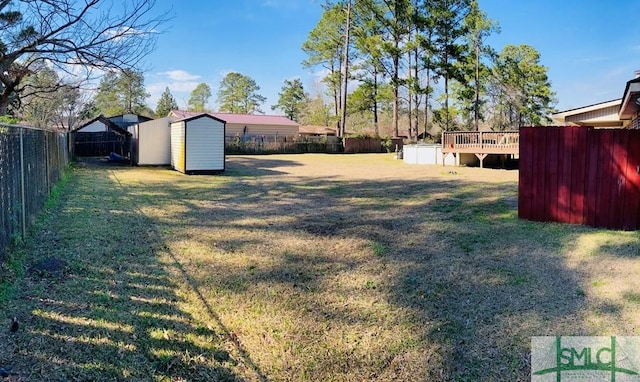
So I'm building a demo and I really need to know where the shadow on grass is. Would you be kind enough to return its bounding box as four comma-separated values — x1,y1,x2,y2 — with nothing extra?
2,155,624,381
109,160,593,380
223,155,303,177
0,164,249,381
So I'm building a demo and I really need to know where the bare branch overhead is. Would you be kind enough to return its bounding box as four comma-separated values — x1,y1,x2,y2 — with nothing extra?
0,0,172,114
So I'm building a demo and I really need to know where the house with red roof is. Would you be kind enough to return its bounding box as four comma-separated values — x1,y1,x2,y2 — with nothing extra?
169,110,298,139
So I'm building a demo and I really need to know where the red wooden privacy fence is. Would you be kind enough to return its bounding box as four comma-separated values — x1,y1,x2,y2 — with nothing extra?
519,126,640,231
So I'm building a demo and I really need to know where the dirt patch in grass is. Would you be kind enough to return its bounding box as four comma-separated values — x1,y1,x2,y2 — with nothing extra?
2,153,640,381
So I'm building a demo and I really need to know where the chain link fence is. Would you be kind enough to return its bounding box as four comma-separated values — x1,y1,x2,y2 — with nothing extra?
0,124,70,260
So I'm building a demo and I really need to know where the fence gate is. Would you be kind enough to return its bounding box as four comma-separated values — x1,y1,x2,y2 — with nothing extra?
519,126,640,230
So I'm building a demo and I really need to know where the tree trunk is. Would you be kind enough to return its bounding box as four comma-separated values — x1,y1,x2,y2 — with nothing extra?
332,61,340,121
414,45,420,139
340,0,351,138
0,97,9,116
444,73,449,131
474,42,480,131
392,48,399,138
373,66,379,136
407,48,413,140
424,68,430,139
443,31,451,132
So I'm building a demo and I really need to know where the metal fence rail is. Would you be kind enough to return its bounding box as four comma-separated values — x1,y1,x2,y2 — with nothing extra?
0,124,69,260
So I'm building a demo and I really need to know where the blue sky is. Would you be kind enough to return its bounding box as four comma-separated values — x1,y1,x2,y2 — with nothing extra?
142,0,640,114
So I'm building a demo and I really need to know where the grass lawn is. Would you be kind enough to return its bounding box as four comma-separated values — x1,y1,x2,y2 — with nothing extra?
1,153,640,381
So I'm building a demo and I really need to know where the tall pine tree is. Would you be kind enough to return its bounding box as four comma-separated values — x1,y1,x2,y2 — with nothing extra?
156,87,178,117
430,0,471,131
456,0,499,131
272,79,306,121
93,69,150,116
188,83,211,112
217,73,266,114
490,44,556,129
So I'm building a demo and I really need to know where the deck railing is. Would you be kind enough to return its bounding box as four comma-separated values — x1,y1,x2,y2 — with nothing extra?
442,131,519,154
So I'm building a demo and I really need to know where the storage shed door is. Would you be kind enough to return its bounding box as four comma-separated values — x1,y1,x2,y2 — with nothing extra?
185,118,224,171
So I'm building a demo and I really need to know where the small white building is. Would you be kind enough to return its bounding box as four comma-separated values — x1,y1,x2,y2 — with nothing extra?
130,117,175,165
170,113,226,174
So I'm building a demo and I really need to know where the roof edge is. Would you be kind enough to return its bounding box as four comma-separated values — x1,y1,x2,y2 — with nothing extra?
553,99,622,117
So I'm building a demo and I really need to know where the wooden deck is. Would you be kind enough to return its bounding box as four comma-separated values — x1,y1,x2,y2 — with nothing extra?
441,131,519,167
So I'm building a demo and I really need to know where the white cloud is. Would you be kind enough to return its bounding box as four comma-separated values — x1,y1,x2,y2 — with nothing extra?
145,69,209,109
159,70,201,82
581,56,612,63
147,81,199,95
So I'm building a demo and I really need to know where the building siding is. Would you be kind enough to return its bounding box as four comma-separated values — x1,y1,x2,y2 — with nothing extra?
565,105,620,124
185,117,225,171
137,117,172,165
225,123,298,137
170,121,186,173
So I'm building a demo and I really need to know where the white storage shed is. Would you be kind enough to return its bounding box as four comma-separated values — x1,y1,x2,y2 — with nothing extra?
130,117,175,165
403,144,459,166
170,113,226,174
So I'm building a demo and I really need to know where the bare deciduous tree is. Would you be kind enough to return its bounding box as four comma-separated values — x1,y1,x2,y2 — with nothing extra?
0,0,171,114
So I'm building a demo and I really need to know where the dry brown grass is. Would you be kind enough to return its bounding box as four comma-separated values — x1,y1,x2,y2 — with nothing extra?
1,153,640,381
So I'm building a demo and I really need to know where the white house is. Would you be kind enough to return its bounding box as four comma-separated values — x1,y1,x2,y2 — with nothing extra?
619,76,640,129
552,71,640,129
551,99,623,128
170,113,226,174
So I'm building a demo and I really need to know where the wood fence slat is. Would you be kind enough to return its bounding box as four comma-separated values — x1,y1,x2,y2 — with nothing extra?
584,128,598,227
529,127,538,221
570,127,588,224
531,127,547,221
518,127,533,220
556,127,571,223
518,128,527,218
622,130,640,230
596,130,614,228
611,130,629,229
546,127,560,221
